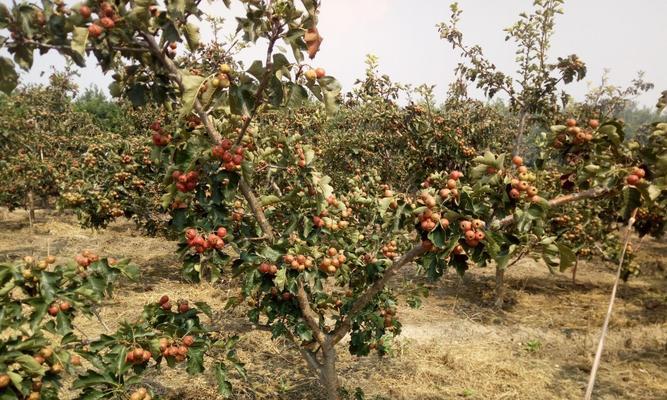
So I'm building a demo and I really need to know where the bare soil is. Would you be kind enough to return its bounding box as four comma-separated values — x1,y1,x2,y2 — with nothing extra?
1,209,666,400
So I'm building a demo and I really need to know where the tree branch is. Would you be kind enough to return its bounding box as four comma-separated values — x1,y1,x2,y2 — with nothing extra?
330,243,428,345
494,187,613,229
296,280,327,345
22,39,149,54
139,31,275,240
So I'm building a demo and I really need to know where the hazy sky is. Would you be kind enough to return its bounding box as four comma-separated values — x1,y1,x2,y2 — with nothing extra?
10,0,667,107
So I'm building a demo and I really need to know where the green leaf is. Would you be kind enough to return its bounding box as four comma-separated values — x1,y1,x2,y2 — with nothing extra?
260,195,281,207
0,57,18,94
71,27,89,57
184,23,200,52
557,244,576,272
215,363,233,397
179,72,205,118
273,268,286,291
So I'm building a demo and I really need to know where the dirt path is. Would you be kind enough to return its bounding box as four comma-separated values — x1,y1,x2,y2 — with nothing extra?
1,210,666,399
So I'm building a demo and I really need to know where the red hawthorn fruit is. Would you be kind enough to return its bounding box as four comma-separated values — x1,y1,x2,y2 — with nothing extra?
232,154,243,165
588,119,600,129
234,146,244,156
178,174,189,184
224,161,236,171
475,231,485,241
312,216,323,227
626,174,640,185
152,132,163,146
185,181,196,191
171,170,182,180
509,188,521,199
464,230,476,241
216,227,227,238
222,151,233,162
450,170,463,180
565,118,577,127
182,335,194,347
126,352,135,363
459,221,472,231
88,23,103,38
150,121,161,131
315,68,326,78
178,301,189,313
48,305,59,316
79,5,92,19
59,302,71,312
142,351,151,362
186,171,199,181
221,138,232,150
632,167,646,178
176,182,187,192
159,295,169,305
100,17,115,29
133,348,144,360
512,155,523,166
185,228,197,240
161,301,172,311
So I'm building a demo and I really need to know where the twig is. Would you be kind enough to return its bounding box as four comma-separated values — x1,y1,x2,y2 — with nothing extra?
584,208,637,400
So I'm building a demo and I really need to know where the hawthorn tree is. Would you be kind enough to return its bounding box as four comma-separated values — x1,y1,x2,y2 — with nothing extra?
1,1,666,399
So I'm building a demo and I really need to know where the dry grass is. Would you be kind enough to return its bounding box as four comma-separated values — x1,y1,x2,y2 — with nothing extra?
1,209,666,399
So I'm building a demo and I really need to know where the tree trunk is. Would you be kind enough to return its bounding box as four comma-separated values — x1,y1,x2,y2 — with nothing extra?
319,345,339,400
27,191,35,229
494,267,505,308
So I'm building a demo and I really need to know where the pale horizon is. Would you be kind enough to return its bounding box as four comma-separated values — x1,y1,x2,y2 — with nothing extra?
8,0,667,108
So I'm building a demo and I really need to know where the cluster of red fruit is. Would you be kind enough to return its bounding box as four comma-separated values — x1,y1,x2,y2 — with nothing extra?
283,254,314,272
47,300,71,316
305,67,326,81
83,2,117,38
150,121,171,147
319,248,346,274
172,170,199,193
211,138,244,171
211,64,232,88
508,156,540,202
459,219,485,248
75,250,99,268
157,295,190,313
417,208,449,233
381,240,399,258
380,308,397,329
125,347,152,365
294,144,308,167
438,171,463,200
232,200,245,222
554,119,599,147
625,166,646,186
159,335,194,362
23,255,56,270
129,387,153,400
184,227,227,253
258,262,279,275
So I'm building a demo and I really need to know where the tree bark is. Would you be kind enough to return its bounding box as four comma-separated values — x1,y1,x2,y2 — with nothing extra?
27,191,35,229
320,345,339,400
494,267,505,308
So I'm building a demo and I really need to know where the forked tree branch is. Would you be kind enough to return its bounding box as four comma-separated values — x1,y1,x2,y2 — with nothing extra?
139,31,275,240
330,243,428,344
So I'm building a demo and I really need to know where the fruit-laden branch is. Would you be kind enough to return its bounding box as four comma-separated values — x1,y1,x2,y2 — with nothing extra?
139,31,275,241
296,280,327,345
22,39,150,54
330,244,428,345
496,186,613,228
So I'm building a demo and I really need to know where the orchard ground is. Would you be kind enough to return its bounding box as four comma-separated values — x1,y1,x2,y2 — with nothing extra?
1,209,665,400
